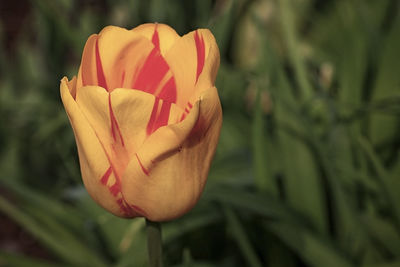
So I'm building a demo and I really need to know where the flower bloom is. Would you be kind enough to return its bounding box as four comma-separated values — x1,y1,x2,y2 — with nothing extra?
60,24,222,221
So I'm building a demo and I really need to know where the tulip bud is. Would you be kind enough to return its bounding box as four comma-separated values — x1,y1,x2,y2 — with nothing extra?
60,24,222,221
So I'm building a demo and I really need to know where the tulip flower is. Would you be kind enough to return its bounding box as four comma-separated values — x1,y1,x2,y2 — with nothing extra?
60,23,222,221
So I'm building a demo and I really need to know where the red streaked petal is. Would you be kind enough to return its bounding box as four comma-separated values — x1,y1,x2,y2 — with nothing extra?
108,94,125,146
132,47,177,103
119,94,204,221
108,88,183,160
132,48,166,93
151,24,160,50
156,100,172,130
61,78,131,217
135,153,149,176
164,29,219,108
129,24,177,102
100,166,113,185
75,86,129,179
146,98,172,135
79,35,98,88
157,77,177,103
100,166,144,216
131,23,180,56
95,26,153,91
95,39,108,90
179,101,194,122
111,38,154,90
79,36,108,90
194,30,205,83
146,98,160,135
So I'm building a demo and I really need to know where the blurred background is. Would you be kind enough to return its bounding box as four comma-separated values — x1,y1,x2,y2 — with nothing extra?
0,0,399,266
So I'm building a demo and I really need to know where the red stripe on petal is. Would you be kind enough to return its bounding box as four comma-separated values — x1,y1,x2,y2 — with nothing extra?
157,101,171,124
157,101,171,128
108,94,125,146
152,24,160,50
135,153,149,176
146,98,172,135
100,166,121,196
109,183,120,196
147,98,160,135
95,39,108,90
157,77,177,103
132,48,177,104
116,199,134,216
180,113,186,122
100,167,140,217
100,166,112,185
133,49,169,94
180,101,194,122
194,30,205,83
116,199,126,211
130,26,177,103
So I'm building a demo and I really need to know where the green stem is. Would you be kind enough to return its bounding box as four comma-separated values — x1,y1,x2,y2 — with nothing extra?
146,219,163,267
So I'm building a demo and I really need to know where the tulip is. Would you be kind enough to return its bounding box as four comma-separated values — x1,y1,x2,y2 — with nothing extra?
60,23,222,221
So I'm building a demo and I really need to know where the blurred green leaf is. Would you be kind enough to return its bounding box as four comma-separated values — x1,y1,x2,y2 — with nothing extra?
358,136,400,227
363,215,400,257
252,84,276,194
369,5,400,146
278,0,312,100
0,251,70,267
266,221,354,267
223,205,263,267
0,195,107,267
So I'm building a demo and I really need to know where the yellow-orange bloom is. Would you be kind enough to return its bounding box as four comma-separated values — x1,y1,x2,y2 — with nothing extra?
60,24,222,221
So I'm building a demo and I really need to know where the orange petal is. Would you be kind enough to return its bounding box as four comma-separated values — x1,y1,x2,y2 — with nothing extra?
193,30,220,96
120,86,222,221
131,23,180,56
60,77,133,217
76,25,181,100
109,37,154,90
164,29,219,108
75,84,183,173
95,25,178,100
76,34,98,94
75,84,128,178
96,26,156,91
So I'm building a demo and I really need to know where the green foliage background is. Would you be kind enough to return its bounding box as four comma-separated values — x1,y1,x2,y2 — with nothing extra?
0,0,399,266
